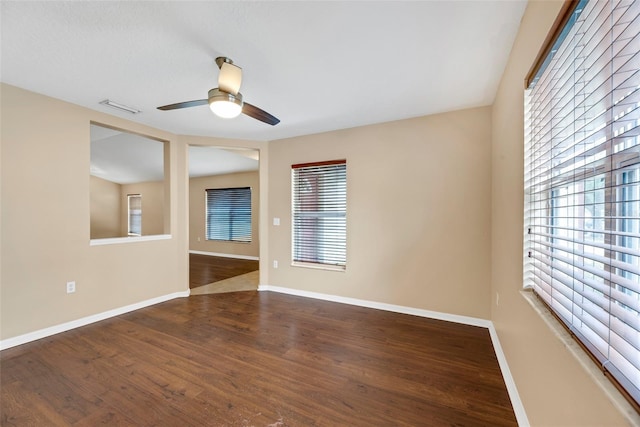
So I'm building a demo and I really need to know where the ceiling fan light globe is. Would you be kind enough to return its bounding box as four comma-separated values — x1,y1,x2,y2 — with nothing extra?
210,100,242,118
208,88,243,119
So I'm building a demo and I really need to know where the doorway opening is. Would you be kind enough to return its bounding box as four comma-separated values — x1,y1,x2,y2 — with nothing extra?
187,145,260,294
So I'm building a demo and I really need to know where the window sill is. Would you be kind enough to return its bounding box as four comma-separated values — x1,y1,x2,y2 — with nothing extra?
291,261,346,272
205,239,252,244
520,289,640,426
90,234,172,246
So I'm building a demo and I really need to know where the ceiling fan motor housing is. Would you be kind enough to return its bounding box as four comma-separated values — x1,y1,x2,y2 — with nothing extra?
208,88,242,105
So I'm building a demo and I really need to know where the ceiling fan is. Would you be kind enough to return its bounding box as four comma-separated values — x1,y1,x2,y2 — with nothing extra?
157,57,280,126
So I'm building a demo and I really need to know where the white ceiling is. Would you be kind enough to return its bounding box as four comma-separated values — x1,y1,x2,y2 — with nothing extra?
1,1,527,142
90,124,258,183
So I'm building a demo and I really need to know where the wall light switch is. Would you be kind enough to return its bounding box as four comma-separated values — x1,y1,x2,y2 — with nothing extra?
273,260,279,269
273,217,280,226
66,281,76,294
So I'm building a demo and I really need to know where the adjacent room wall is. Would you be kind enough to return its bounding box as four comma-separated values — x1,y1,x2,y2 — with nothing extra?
121,181,165,236
0,83,188,341
89,178,165,238
90,175,121,239
189,171,260,258
268,107,492,320
491,1,629,425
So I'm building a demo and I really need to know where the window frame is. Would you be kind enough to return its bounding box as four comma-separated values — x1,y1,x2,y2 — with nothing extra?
523,0,640,410
205,187,252,243
127,194,142,237
291,160,347,271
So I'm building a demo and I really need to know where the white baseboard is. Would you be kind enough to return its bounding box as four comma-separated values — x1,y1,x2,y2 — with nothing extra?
189,250,259,261
258,285,491,327
0,290,190,351
488,324,530,426
258,284,528,426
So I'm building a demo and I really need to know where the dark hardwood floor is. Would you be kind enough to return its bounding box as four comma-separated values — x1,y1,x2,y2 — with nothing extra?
190,254,259,289
1,291,517,426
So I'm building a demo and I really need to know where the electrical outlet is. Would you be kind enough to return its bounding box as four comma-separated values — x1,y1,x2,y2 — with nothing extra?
273,260,279,269
66,281,76,294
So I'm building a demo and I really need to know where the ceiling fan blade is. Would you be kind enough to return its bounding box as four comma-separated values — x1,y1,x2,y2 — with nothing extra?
242,102,280,126
218,62,242,95
157,99,208,110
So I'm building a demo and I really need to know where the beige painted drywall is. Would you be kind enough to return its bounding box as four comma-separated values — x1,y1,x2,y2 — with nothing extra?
268,108,492,319
90,175,121,239
189,171,260,258
89,178,164,238
491,1,631,425
0,83,188,340
121,181,165,236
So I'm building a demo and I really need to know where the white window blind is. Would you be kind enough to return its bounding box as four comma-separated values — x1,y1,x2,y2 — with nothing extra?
524,0,640,405
205,187,252,243
127,194,141,236
292,160,347,269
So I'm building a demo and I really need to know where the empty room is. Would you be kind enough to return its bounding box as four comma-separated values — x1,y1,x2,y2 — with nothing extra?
1,1,639,425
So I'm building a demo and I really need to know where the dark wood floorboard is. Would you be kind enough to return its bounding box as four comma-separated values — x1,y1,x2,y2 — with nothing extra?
189,254,259,289
0,292,517,426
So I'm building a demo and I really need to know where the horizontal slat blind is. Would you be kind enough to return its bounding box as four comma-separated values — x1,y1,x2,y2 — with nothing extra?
524,0,640,405
127,194,141,236
205,187,252,243
292,160,347,268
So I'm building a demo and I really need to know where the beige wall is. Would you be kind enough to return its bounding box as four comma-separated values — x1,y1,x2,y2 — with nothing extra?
90,178,165,238
268,108,492,319
491,1,629,425
0,83,188,340
121,181,165,236
90,175,121,239
189,171,260,258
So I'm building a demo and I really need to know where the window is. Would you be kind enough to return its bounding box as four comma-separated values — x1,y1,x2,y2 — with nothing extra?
127,194,141,236
292,160,347,269
206,187,252,243
524,0,640,406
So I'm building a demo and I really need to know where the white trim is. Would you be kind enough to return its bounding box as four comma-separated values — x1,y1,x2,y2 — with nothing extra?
291,261,346,272
258,284,528,424
258,285,491,327
0,291,190,351
189,250,259,261
90,234,172,246
488,324,530,426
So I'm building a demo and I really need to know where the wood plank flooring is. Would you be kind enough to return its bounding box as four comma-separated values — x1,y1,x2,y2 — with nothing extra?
189,254,259,289
0,292,517,426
